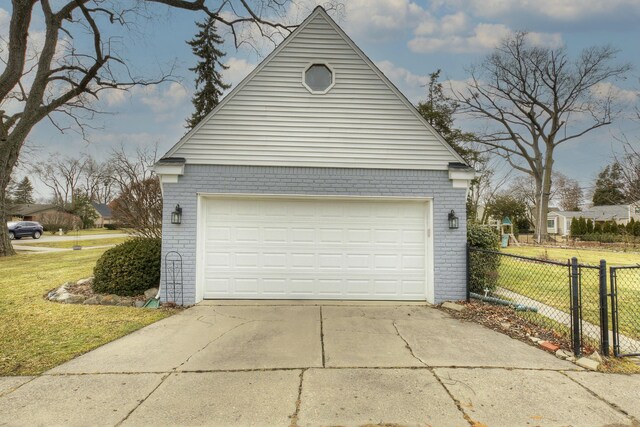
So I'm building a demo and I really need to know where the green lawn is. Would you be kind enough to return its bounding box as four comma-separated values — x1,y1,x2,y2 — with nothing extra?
17,236,129,249
75,228,123,236
496,246,640,342
0,248,175,376
502,246,640,266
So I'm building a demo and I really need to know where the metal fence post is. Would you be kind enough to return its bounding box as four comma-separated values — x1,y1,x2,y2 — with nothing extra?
570,257,582,357
599,259,609,356
466,244,471,302
609,267,619,357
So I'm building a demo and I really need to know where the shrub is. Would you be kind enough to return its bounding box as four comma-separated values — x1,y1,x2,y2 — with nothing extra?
104,223,119,230
39,211,81,233
92,238,161,296
467,223,501,294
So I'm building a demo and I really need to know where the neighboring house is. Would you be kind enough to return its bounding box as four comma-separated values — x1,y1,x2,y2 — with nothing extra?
548,201,640,236
8,204,60,222
154,7,475,305
91,202,113,227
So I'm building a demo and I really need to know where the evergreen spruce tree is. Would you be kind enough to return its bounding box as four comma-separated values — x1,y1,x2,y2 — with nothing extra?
592,162,625,206
586,218,594,234
186,16,231,130
570,217,579,236
12,177,34,204
416,70,478,163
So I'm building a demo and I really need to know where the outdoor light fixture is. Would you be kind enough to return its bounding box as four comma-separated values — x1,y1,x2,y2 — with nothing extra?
171,204,183,225
448,209,459,229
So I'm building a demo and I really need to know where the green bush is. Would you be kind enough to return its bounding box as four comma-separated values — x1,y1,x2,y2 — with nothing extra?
92,238,161,296
467,223,501,294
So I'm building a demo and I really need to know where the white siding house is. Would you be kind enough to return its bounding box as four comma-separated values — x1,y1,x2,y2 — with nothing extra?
155,7,475,305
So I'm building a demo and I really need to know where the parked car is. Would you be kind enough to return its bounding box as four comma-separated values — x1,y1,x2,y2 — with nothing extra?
7,221,44,240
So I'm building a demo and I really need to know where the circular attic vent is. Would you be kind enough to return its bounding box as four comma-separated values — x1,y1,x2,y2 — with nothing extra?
303,63,335,94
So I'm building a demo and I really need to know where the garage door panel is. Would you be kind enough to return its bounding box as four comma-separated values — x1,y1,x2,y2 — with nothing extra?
202,197,427,300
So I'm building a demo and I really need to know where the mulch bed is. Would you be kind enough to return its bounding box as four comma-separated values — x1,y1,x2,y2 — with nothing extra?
441,300,597,355
65,282,96,298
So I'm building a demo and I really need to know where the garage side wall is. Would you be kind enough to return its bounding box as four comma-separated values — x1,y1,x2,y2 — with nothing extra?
160,165,467,305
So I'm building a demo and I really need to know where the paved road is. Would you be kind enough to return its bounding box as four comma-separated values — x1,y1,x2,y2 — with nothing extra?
1,302,638,426
12,233,128,244
11,233,129,253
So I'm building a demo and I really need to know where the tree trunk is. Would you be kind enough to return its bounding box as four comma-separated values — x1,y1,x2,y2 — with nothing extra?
0,175,17,257
534,152,554,244
0,133,26,257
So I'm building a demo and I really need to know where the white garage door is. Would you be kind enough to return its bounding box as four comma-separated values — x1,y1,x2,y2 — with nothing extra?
201,197,428,300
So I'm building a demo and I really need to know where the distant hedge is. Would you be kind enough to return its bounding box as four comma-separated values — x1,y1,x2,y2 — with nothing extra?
467,223,501,294
92,238,161,296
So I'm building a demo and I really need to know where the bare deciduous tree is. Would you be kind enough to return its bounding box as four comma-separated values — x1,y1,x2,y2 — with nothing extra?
111,177,163,238
108,144,162,237
0,0,307,256
615,136,640,203
554,172,583,211
31,155,87,208
453,32,631,242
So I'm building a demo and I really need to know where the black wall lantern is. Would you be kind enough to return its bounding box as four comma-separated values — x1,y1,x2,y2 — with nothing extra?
448,209,459,229
171,204,183,225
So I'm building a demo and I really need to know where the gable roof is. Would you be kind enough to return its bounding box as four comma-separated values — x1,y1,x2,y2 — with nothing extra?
588,205,630,221
91,202,112,218
550,205,631,221
9,204,58,216
162,6,465,170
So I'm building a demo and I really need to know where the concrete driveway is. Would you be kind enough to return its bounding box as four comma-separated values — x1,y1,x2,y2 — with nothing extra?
1,302,638,426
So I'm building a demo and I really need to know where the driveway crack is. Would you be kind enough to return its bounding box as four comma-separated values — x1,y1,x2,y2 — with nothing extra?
178,320,257,369
559,371,639,423
320,306,326,368
392,321,427,366
115,372,171,426
431,369,476,426
289,368,307,427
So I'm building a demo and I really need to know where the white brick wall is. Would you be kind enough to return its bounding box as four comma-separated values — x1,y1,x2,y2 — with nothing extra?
160,165,467,305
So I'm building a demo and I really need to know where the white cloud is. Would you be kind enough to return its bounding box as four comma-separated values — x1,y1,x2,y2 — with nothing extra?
591,82,638,103
283,0,432,42
221,57,257,90
342,0,431,40
409,23,562,53
102,89,128,107
440,0,640,23
139,82,189,114
376,60,430,103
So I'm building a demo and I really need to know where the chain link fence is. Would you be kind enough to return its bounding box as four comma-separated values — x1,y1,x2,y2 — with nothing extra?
610,266,640,357
468,247,609,356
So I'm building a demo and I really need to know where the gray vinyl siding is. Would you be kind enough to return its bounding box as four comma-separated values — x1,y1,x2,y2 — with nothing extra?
160,165,467,305
166,11,460,170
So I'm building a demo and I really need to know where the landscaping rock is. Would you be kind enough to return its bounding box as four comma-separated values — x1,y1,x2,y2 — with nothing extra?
500,322,511,330
555,349,574,360
588,351,603,364
144,288,159,300
83,296,101,305
100,295,121,306
576,357,600,371
65,295,86,304
46,280,148,308
76,277,94,286
529,336,542,343
442,302,466,312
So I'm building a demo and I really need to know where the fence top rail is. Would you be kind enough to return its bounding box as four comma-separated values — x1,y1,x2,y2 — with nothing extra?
578,263,603,270
610,264,640,270
468,246,571,267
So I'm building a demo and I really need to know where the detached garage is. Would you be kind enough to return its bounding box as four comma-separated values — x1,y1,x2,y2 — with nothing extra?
155,7,475,305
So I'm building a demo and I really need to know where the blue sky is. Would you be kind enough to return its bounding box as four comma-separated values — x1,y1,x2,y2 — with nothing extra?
2,0,639,200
